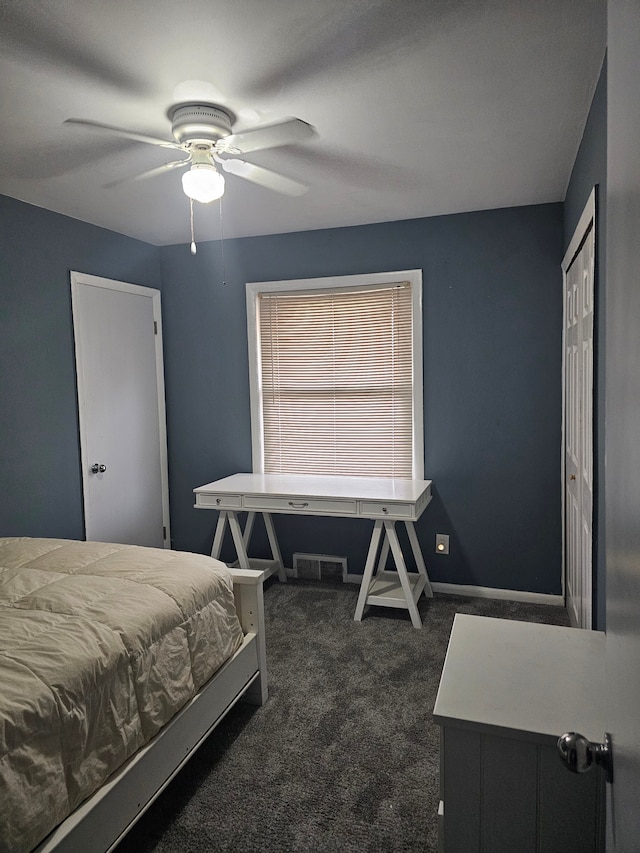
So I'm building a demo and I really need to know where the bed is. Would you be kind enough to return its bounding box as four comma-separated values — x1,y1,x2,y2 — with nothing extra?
0,537,267,853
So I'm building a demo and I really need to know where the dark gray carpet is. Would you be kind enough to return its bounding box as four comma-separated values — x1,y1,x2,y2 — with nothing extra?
115,580,568,853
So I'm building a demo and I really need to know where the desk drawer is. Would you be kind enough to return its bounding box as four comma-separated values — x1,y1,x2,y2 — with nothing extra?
359,501,414,519
196,493,242,509
243,495,357,515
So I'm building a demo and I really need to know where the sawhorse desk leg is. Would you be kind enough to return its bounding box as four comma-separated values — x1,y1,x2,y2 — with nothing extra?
354,519,432,629
354,519,384,622
211,510,287,582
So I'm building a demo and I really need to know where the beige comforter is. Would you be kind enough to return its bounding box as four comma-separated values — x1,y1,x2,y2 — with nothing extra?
0,537,244,853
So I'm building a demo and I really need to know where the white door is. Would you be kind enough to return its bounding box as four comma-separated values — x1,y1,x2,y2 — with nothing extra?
562,192,595,629
606,2,640,846
71,272,170,548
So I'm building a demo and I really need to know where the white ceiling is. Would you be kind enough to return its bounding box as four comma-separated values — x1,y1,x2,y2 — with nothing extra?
0,0,606,246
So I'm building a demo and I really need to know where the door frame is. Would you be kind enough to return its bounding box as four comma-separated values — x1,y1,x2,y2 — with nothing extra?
70,271,171,547
561,188,596,627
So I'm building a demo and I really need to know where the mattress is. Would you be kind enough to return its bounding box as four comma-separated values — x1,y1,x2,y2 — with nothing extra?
0,537,244,853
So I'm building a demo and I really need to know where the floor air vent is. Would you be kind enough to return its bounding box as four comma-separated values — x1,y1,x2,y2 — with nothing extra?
293,553,348,582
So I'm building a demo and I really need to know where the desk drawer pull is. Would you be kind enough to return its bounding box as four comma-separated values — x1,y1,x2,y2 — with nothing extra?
360,501,413,518
195,493,242,509
288,501,309,508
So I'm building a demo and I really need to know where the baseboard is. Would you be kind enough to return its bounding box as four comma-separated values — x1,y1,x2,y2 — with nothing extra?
344,573,563,606
429,582,564,607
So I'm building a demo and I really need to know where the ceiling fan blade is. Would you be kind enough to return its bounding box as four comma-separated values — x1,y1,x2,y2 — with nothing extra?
65,118,179,150
243,1,431,100
277,145,421,192
220,118,315,155
0,4,149,96
103,158,191,189
219,159,308,196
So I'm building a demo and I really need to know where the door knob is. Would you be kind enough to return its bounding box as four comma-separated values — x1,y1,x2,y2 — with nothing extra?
557,731,613,782
91,463,107,473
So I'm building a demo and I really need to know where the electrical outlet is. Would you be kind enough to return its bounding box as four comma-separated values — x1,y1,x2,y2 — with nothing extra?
435,533,450,555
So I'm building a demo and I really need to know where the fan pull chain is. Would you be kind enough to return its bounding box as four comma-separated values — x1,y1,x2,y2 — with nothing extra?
188,195,225,285
219,197,226,285
189,198,197,255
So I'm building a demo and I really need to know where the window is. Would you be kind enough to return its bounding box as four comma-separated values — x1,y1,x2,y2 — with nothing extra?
246,270,423,479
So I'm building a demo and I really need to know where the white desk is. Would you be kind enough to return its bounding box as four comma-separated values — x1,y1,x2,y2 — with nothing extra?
194,473,433,628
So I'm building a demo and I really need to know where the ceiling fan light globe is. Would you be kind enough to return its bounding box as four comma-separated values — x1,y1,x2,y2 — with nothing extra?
181,164,225,203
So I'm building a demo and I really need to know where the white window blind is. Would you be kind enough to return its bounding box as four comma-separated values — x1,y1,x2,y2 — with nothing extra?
257,281,414,477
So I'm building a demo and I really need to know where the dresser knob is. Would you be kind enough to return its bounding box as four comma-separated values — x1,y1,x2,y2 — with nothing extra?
557,732,613,782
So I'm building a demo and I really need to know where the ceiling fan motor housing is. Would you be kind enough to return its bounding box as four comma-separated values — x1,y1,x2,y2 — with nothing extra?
168,103,235,144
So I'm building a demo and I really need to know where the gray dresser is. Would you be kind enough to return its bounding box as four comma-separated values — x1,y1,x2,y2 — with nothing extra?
433,614,607,852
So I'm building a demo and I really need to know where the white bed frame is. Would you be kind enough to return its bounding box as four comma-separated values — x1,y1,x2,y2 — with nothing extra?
34,568,267,853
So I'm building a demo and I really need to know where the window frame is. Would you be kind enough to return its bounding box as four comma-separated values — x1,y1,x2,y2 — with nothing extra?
246,269,424,479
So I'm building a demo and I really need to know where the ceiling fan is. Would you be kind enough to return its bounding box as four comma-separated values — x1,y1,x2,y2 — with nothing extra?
65,102,316,203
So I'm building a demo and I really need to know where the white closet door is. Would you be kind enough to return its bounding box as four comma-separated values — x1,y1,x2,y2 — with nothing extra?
71,272,170,548
563,202,595,629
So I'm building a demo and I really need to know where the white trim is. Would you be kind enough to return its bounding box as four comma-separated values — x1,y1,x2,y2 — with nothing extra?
345,574,564,607
245,281,264,470
562,188,596,271
429,582,564,607
70,273,158,299
70,271,171,548
345,574,563,606
246,269,424,478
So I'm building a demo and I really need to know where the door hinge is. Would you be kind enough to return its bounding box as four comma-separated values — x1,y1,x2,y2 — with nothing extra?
163,526,167,539
154,321,158,335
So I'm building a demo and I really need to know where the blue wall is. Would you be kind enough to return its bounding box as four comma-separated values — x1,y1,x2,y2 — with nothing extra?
563,57,607,628
0,191,564,595
0,195,161,539
160,203,564,594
